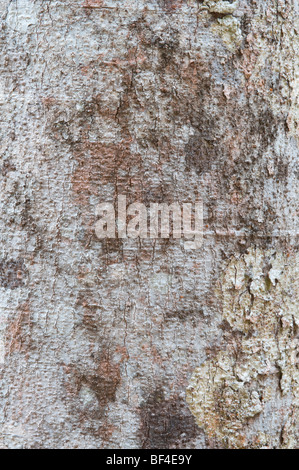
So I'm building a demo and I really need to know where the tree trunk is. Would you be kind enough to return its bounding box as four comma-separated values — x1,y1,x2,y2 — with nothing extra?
0,0,298,449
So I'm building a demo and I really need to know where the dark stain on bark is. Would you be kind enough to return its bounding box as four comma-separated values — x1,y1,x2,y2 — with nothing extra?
82,363,120,407
0,161,16,176
159,0,185,11
140,388,199,448
101,238,124,256
63,352,121,418
184,83,278,176
152,31,180,68
0,259,27,289
75,292,103,334
185,119,219,174
165,307,204,321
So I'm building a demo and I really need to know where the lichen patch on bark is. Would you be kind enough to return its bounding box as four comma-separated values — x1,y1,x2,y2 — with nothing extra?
187,247,299,448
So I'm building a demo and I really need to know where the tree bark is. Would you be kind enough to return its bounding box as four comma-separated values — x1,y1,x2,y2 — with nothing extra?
0,0,298,449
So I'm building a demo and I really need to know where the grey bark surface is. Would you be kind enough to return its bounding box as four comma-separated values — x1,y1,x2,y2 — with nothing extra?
0,0,298,449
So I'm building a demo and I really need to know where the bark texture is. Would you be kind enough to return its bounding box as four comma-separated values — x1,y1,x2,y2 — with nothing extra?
0,0,298,449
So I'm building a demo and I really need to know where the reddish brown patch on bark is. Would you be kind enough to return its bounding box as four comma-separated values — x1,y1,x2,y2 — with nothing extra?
42,96,56,108
97,423,118,443
72,139,143,205
95,357,121,405
75,291,105,333
161,0,184,11
82,0,103,8
6,302,32,356
63,351,121,409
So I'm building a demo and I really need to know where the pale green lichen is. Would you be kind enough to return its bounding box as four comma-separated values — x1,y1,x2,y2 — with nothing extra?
205,0,239,15
187,247,299,448
211,15,242,52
